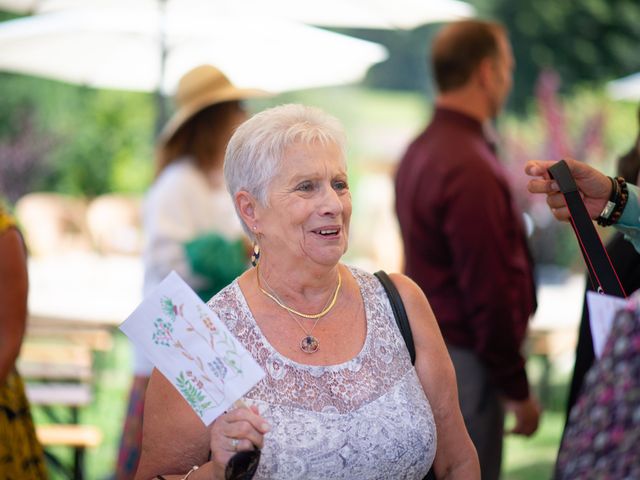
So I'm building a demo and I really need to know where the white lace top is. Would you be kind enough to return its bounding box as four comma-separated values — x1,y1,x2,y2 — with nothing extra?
208,267,437,479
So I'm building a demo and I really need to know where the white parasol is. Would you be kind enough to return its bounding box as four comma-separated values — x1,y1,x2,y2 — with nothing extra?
0,0,475,30
0,8,388,93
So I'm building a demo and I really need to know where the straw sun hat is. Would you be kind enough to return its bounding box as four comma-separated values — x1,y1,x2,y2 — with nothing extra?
158,65,270,144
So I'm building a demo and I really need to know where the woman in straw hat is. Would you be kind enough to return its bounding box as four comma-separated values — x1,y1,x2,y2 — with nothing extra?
136,104,479,479
116,65,268,479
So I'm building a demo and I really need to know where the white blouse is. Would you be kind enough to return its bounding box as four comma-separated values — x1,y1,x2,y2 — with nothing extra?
208,266,437,479
143,158,244,297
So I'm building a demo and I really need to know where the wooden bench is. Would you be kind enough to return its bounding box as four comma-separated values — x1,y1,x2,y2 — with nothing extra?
26,325,114,352
19,341,98,479
36,424,103,480
18,342,93,382
37,424,102,448
26,383,93,409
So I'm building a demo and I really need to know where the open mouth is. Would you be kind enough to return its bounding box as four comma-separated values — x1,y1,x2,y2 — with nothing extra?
312,227,341,237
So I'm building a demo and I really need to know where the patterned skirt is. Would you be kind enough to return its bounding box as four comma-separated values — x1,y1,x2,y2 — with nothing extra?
0,369,47,479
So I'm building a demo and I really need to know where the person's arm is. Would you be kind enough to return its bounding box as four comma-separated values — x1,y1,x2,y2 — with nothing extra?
614,184,640,251
0,227,28,382
390,273,480,480
135,369,269,480
525,158,640,252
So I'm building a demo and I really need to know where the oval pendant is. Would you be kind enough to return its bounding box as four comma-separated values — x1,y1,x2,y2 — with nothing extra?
300,335,319,353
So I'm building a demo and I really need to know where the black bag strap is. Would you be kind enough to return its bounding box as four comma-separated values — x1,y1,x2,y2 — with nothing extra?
548,160,626,298
374,270,416,365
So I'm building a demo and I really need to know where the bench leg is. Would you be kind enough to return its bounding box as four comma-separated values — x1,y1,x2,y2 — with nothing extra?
73,446,85,480
44,449,69,478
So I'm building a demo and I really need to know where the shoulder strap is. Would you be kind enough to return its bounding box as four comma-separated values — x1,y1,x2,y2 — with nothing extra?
548,160,626,298
374,270,416,365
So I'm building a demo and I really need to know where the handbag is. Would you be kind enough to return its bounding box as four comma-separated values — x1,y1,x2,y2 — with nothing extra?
374,270,436,480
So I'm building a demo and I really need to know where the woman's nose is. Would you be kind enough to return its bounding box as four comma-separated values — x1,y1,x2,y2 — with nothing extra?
319,185,343,216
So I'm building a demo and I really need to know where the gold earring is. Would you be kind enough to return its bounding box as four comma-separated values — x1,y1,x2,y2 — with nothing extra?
250,243,260,267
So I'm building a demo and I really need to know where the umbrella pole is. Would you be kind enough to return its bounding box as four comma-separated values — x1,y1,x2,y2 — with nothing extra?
154,0,168,138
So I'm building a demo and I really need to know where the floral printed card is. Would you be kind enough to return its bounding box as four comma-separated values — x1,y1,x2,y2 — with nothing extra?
119,271,265,425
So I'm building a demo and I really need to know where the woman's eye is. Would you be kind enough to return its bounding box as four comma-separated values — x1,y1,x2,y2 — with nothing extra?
296,181,314,192
333,180,348,191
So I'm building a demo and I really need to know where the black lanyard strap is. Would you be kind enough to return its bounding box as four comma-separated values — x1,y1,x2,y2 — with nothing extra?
547,160,626,298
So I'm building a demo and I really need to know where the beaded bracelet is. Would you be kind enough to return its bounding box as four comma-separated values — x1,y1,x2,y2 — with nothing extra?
597,176,628,226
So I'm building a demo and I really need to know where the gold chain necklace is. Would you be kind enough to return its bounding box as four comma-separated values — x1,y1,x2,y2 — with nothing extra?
256,264,342,319
256,265,342,353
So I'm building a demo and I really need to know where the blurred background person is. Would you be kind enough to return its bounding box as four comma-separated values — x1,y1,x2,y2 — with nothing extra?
0,203,47,479
525,155,640,479
115,65,268,479
566,103,640,421
395,19,540,480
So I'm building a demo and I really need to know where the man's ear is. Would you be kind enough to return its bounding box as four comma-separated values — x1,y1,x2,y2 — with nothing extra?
235,190,259,230
476,57,495,89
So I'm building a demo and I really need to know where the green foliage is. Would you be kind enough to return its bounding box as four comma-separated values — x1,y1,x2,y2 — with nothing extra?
0,74,57,201
473,0,640,111
0,72,154,200
39,88,154,196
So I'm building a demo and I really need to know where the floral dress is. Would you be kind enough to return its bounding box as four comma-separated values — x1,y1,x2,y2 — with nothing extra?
0,207,47,479
556,289,640,479
208,266,437,480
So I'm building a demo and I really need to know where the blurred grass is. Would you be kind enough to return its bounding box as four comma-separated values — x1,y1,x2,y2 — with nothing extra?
33,332,571,480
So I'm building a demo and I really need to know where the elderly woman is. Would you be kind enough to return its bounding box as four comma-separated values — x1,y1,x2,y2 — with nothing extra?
136,104,479,479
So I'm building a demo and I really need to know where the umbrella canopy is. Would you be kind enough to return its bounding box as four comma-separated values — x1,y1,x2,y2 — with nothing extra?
606,72,640,101
0,8,388,93
0,0,475,30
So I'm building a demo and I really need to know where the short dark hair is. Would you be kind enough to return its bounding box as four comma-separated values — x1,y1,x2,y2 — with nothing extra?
431,20,506,93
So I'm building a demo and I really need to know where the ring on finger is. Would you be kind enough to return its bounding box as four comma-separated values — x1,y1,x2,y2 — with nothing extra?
230,438,240,451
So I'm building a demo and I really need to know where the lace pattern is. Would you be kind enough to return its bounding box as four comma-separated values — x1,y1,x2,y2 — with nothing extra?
208,266,436,479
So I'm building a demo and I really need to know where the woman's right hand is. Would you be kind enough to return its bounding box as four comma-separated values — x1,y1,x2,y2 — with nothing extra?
209,404,270,478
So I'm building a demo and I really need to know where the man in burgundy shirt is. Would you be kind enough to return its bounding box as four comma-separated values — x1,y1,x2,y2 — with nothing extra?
395,20,540,479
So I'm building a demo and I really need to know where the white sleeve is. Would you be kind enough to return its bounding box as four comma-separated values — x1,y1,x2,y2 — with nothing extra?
142,164,207,294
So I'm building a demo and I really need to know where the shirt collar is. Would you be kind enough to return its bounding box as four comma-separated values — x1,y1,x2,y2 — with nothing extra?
433,107,497,152
432,106,484,134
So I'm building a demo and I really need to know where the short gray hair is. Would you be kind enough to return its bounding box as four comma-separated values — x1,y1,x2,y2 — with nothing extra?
224,103,347,239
